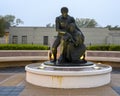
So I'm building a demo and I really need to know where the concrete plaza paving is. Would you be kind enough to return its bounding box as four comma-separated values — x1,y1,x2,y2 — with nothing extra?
0,66,120,96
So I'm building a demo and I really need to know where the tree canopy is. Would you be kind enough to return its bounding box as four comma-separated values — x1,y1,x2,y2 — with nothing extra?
0,18,6,37
0,15,23,37
105,25,120,30
75,18,98,28
46,23,55,28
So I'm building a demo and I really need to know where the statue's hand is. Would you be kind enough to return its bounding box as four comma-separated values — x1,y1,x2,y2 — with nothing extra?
59,31,66,35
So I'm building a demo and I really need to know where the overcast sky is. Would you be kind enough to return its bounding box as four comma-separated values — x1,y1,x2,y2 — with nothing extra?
0,0,120,27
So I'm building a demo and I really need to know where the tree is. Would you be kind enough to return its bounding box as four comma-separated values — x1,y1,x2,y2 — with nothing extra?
3,15,23,27
16,18,24,26
75,18,98,28
46,23,55,28
105,25,120,30
0,18,6,37
46,23,51,27
105,25,112,29
0,15,23,37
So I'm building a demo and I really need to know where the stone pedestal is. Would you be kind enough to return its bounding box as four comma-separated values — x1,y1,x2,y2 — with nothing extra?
25,61,112,88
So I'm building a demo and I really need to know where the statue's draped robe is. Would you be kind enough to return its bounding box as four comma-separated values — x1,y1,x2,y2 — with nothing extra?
59,30,86,63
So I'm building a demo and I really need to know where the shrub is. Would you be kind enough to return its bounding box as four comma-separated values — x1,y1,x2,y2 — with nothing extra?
87,45,120,51
0,44,49,50
108,45,120,51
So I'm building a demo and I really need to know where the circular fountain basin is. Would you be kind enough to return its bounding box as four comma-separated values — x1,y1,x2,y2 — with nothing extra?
25,61,112,88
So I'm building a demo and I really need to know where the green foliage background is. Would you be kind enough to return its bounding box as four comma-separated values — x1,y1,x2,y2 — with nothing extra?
0,44,119,51
0,18,6,37
87,45,120,51
0,44,49,50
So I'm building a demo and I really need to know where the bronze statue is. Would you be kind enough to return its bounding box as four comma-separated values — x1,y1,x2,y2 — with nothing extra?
58,23,86,63
51,7,86,65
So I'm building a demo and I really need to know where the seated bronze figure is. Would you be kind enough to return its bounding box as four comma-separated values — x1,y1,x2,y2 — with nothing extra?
58,23,86,64
50,7,86,65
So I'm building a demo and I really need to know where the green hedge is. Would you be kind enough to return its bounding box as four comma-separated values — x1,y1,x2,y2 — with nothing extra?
87,45,120,51
0,44,49,50
1,44,120,51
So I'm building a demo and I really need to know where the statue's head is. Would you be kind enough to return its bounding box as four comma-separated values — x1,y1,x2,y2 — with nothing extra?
69,23,75,32
61,7,68,18
61,7,68,13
